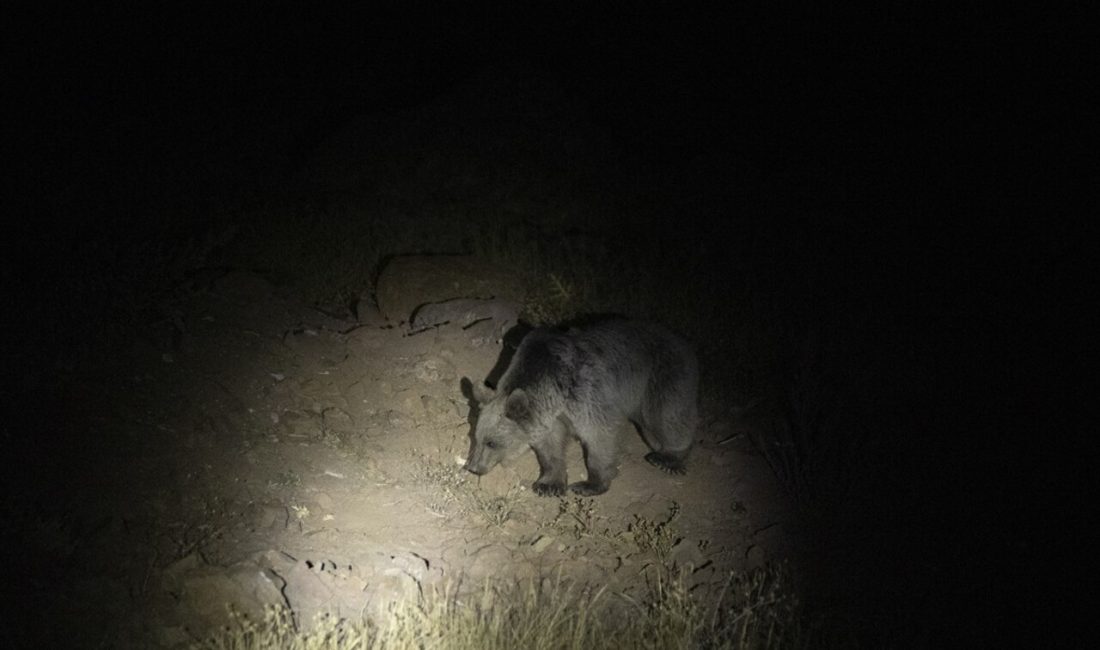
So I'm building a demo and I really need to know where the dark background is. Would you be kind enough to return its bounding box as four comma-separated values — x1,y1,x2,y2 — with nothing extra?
4,2,1083,646
9,5,1042,224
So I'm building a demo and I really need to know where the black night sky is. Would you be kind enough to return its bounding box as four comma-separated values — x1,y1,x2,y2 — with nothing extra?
3,3,1081,648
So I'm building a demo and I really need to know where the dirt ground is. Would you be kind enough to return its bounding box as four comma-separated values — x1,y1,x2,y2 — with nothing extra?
8,265,795,648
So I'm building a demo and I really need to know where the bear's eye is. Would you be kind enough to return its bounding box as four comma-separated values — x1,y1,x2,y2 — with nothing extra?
485,440,499,449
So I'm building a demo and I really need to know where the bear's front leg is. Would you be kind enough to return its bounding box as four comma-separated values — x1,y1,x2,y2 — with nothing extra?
530,419,568,496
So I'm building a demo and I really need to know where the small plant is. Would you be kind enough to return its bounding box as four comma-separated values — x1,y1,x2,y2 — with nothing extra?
628,502,682,560
524,272,585,325
553,496,598,539
413,455,522,527
548,273,574,304
412,456,470,491
268,469,301,489
469,485,523,528
412,456,469,516
708,561,808,649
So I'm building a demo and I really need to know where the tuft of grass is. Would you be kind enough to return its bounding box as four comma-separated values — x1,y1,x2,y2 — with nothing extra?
268,469,302,489
467,485,523,528
191,604,373,650
412,455,470,517
523,273,587,325
412,456,522,528
704,561,812,650
627,503,683,561
413,455,470,491
748,324,880,518
551,496,600,540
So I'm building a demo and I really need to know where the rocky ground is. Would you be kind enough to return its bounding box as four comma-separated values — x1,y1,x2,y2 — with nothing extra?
8,259,793,648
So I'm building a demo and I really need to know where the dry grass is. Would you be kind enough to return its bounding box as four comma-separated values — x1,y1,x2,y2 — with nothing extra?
194,562,812,650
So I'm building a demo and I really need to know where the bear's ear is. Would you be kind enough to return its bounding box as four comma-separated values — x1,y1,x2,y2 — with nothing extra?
504,388,531,423
462,377,496,404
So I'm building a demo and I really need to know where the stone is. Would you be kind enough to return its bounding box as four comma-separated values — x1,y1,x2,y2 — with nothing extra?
531,535,555,553
374,255,524,324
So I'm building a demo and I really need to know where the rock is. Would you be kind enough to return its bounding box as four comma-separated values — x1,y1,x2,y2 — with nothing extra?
228,564,287,610
393,389,424,418
352,293,387,326
414,356,458,384
253,504,288,530
161,552,205,594
174,561,288,633
388,551,431,582
420,394,463,424
155,625,191,648
344,378,369,405
669,539,705,569
374,255,525,324
280,410,321,438
531,535,555,553
322,407,355,430
281,560,337,627
372,572,421,609
282,558,370,629
253,549,297,575
410,298,522,338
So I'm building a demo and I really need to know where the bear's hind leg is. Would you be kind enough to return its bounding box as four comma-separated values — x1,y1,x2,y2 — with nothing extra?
640,392,695,476
570,429,619,496
645,450,688,475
